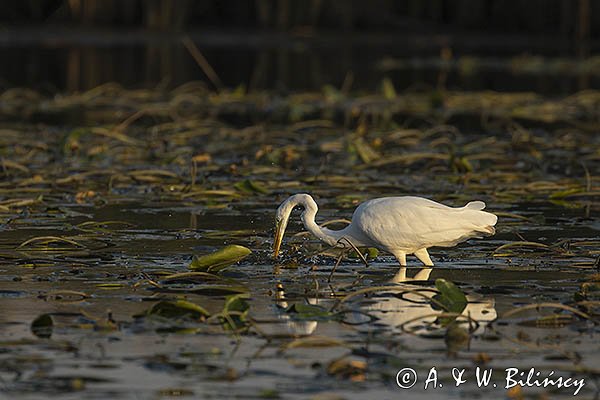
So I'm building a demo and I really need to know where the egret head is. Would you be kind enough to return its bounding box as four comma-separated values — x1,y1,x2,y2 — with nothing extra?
273,194,315,259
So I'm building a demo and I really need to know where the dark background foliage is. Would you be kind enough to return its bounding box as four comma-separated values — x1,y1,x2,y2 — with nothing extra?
0,0,598,92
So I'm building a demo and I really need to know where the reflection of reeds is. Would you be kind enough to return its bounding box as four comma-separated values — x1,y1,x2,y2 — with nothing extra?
52,0,325,30
2,1,599,91
5,1,597,36
61,0,192,30
577,0,591,89
578,0,591,58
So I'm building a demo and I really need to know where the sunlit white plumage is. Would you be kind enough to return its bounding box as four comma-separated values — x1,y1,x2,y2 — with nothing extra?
273,193,498,267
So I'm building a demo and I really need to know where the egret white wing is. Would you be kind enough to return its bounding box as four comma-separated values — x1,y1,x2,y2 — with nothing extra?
352,197,497,252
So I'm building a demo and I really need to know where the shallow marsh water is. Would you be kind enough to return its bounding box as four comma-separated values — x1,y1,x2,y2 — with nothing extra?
0,85,599,399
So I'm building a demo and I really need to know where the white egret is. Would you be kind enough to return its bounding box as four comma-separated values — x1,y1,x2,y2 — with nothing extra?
273,193,497,266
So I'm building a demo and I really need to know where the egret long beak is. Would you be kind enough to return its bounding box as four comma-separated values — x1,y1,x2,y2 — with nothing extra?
273,220,284,259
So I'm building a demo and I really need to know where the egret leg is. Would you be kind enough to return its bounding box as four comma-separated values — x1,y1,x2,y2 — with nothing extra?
392,251,407,266
414,248,434,266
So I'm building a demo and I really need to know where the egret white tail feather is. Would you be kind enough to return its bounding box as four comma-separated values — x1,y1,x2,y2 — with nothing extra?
465,201,486,210
272,193,497,268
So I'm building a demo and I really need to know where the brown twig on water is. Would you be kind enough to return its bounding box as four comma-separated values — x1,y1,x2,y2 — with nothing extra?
327,237,369,282
182,36,223,92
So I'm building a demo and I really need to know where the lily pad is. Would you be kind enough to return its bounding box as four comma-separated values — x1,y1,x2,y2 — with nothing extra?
432,279,467,314
381,77,396,99
327,357,367,381
144,300,210,320
445,322,470,352
285,303,333,319
223,294,249,314
220,294,250,331
189,245,252,272
349,247,378,260
234,179,269,194
351,137,379,164
31,314,53,338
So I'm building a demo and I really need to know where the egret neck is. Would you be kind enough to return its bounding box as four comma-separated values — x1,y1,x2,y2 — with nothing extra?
273,193,348,258
299,197,346,247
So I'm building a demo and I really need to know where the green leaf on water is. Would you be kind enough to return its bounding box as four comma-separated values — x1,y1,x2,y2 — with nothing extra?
145,300,210,320
189,245,252,273
234,179,269,194
445,322,470,353
351,137,379,164
430,90,444,108
258,388,280,399
224,294,249,314
285,303,332,319
31,314,53,338
549,187,584,199
220,294,250,331
96,283,126,289
62,127,89,156
433,278,467,314
349,247,379,260
381,77,396,100
322,84,344,102
365,247,379,259
189,284,250,296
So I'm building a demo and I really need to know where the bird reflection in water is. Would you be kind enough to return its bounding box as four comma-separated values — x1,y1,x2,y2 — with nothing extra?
363,268,497,337
273,268,496,340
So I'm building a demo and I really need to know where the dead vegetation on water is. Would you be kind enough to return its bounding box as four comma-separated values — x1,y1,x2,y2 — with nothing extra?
0,83,599,398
